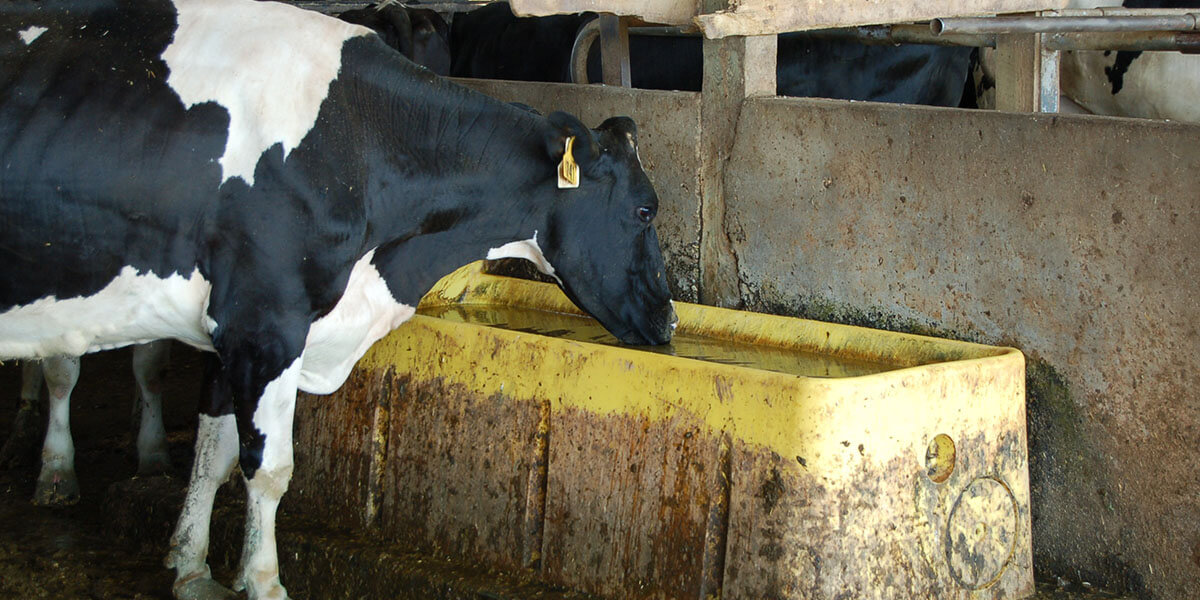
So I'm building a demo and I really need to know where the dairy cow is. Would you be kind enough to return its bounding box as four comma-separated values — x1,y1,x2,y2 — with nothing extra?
0,1,674,599
337,0,451,76
2,0,454,507
450,2,973,106
1060,0,1200,122
970,0,1200,122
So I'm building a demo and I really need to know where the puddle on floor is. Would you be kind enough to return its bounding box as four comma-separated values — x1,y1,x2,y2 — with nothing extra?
421,304,900,378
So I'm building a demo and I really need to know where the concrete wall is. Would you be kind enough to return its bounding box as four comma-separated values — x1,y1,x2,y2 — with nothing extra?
725,98,1198,599
458,80,1199,599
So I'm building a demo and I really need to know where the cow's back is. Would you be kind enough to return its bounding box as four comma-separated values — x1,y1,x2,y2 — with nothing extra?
1,1,228,308
0,0,380,359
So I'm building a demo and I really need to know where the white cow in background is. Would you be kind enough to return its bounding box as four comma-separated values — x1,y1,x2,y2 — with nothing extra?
1060,0,1200,122
972,0,1200,123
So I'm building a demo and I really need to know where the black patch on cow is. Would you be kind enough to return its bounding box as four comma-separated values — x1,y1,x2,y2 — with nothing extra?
1104,51,1142,95
420,208,467,235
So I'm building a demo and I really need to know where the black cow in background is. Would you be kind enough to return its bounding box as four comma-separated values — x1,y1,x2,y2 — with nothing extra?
338,1,451,75
449,2,973,107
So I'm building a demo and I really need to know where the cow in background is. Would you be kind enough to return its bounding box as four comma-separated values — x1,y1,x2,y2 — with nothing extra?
970,0,1200,122
1061,0,1199,122
449,2,973,107
337,0,451,75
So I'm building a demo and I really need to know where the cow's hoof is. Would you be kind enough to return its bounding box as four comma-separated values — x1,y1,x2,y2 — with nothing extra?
32,472,80,506
137,452,172,476
236,570,289,600
173,575,237,600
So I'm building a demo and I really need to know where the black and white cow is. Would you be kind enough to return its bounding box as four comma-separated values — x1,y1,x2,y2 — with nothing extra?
450,2,973,107
336,0,451,76
1,2,674,599
1060,0,1200,122
971,0,1200,122
5,0,449,511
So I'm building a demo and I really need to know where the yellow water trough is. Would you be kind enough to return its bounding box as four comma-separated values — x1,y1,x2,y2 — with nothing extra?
288,261,1032,599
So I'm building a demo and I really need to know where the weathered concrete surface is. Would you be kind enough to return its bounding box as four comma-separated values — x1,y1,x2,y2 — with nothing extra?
722,98,1199,598
455,79,702,302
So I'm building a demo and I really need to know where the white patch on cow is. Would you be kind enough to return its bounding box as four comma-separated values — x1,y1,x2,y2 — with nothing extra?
1062,50,1200,123
487,232,559,279
167,413,238,588
298,249,415,394
18,25,48,45
625,132,643,167
250,358,301,475
0,267,214,359
161,0,370,185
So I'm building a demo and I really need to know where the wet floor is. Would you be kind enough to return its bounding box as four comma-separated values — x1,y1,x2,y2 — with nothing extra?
0,342,1132,599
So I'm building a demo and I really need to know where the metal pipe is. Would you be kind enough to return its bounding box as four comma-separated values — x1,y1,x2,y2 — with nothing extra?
628,26,699,37
843,24,994,48
570,19,601,85
1048,8,1200,18
1045,30,1200,53
932,14,1200,36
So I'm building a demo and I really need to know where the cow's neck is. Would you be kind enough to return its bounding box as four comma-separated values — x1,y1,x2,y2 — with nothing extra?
352,52,554,304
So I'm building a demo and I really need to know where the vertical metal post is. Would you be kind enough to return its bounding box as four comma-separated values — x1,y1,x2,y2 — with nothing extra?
598,14,631,87
698,0,776,307
1039,44,1061,113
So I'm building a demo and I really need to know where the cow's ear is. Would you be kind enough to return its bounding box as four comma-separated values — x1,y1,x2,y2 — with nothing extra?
597,116,638,146
545,111,599,168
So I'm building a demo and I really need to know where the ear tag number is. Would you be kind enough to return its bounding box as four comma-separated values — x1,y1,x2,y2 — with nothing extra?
557,136,580,189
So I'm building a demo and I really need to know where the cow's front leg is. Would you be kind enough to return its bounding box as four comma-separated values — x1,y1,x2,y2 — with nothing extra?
33,355,80,506
230,358,301,600
0,360,44,468
133,341,172,474
167,357,239,600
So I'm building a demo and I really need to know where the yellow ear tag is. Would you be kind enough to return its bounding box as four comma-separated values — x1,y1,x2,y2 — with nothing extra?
557,136,580,189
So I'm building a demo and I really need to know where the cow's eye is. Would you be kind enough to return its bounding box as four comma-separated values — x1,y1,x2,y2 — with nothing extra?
635,206,655,222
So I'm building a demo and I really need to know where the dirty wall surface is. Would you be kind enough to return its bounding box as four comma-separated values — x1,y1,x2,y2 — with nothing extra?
723,99,1198,599
456,80,1197,598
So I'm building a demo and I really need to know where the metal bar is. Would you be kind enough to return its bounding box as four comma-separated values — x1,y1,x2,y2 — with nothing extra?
933,14,1200,35
1048,8,1200,18
599,14,632,87
1045,31,1200,53
627,25,700,36
570,19,601,84
1039,43,1060,114
833,24,994,48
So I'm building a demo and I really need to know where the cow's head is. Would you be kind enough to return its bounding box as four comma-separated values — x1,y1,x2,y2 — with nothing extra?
534,112,675,346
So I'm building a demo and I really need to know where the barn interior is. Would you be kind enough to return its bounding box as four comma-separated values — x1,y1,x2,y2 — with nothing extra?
1,1,1196,599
